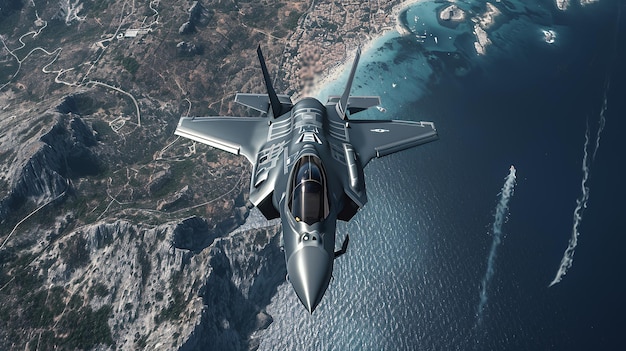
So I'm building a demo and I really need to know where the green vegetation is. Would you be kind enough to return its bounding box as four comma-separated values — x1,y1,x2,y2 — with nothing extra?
215,0,238,12
91,119,114,138
170,158,195,179
0,150,14,164
0,60,17,81
117,55,140,75
151,159,194,198
62,193,100,224
137,244,151,287
129,176,142,187
71,94,98,115
1,270,113,350
0,11,21,34
205,150,219,163
68,293,83,309
48,286,67,315
286,11,302,29
89,282,110,298
156,288,185,322
64,234,90,270
319,21,338,31
58,305,114,349
272,28,289,38
0,179,8,197
0,0,283,347
154,270,187,323
84,0,113,14
37,19,75,42
136,334,148,348
24,290,54,327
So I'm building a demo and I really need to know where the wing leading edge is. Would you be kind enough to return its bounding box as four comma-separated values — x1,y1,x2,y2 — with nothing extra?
347,119,438,167
174,116,269,163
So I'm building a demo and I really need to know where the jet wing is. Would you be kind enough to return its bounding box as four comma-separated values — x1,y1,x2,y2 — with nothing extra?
174,116,269,163
347,120,438,167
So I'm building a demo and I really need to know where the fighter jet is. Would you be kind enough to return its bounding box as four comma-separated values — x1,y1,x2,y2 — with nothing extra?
175,46,438,313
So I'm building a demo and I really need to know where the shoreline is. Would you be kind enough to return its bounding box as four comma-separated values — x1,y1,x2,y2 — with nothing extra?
291,0,427,100
308,31,399,100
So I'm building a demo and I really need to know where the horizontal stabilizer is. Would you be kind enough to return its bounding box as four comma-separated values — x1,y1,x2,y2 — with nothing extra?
235,93,292,114
326,95,381,115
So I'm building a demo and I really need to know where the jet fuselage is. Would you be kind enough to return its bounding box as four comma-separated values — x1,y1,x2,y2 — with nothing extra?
273,98,344,312
174,46,438,313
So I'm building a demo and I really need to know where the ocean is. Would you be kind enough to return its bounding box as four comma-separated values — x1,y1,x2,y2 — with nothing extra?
254,1,625,349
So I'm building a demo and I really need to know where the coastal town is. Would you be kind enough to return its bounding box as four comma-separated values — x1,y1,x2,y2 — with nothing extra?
0,0,611,350
277,0,496,96
279,0,404,97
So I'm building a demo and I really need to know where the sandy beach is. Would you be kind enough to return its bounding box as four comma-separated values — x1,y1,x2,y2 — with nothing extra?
289,0,427,100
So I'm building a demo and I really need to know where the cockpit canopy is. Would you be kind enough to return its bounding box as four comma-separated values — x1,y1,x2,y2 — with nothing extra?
288,155,330,225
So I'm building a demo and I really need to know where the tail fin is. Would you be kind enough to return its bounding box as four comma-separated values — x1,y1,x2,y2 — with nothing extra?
257,45,282,118
336,47,361,120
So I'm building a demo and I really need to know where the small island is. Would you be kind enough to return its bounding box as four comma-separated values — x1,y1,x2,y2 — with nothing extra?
438,4,466,29
542,29,556,44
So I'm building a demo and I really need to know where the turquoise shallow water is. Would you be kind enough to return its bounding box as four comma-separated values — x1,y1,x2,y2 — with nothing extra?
314,30,433,118
256,1,626,349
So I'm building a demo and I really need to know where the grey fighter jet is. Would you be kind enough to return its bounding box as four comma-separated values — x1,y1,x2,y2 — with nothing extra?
175,46,438,313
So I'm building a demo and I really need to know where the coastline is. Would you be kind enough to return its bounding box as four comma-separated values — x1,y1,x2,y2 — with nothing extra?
287,0,426,100
307,31,399,100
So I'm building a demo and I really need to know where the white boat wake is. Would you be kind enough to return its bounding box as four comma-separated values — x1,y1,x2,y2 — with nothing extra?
593,78,609,161
550,2,620,286
476,165,517,326
548,124,591,287
549,78,609,287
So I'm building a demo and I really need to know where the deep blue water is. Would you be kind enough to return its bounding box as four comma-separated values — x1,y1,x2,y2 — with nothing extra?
256,1,625,349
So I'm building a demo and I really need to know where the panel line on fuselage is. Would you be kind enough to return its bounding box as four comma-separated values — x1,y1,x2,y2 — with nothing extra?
328,119,350,142
268,117,292,141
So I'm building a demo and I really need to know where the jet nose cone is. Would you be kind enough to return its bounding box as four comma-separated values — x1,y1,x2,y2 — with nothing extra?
287,246,332,313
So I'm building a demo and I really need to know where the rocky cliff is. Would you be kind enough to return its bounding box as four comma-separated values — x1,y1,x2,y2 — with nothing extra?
0,0,401,349
0,98,284,350
0,109,100,223
28,216,284,350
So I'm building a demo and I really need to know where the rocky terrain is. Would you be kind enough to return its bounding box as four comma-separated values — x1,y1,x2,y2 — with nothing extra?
0,0,405,349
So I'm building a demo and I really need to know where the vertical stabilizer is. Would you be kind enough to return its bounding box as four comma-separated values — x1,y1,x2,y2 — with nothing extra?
257,45,282,118
336,47,361,120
